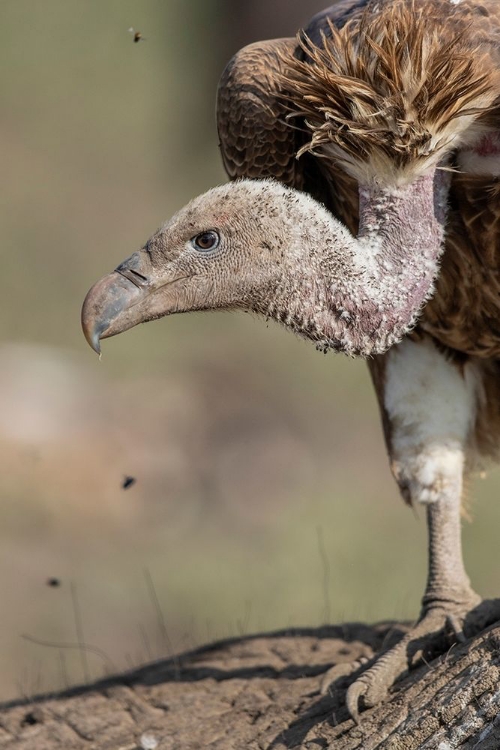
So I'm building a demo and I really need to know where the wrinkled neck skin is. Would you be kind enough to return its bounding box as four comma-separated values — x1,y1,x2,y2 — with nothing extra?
255,169,450,356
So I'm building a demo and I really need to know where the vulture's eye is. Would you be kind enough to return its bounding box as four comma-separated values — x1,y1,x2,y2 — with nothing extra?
191,230,220,252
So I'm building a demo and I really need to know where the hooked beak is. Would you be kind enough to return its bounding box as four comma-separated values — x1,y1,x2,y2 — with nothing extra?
82,250,162,354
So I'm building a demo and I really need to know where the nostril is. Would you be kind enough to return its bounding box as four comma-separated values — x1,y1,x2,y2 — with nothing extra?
128,269,148,282
116,267,149,288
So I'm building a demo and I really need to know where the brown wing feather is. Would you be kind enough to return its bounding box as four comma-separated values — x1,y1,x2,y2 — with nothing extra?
215,3,370,190
217,38,303,188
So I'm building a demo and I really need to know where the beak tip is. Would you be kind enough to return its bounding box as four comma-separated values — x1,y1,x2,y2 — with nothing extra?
81,266,146,355
83,325,102,356
81,306,102,355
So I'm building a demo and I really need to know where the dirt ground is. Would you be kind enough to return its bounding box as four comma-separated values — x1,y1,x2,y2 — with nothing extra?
2,620,500,750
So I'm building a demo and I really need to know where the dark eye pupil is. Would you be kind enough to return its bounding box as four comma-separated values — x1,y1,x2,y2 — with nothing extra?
194,231,218,250
198,233,213,248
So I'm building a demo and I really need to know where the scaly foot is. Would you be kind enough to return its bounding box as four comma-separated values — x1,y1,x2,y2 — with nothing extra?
331,597,500,722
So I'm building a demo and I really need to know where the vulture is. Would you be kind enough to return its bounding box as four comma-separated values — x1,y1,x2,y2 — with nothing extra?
82,0,500,720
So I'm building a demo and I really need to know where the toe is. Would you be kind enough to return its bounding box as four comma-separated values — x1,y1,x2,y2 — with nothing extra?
345,681,364,724
445,613,466,642
320,657,369,696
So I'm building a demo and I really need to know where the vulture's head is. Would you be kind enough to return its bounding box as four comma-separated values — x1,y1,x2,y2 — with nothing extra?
82,171,448,358
82,179,337,354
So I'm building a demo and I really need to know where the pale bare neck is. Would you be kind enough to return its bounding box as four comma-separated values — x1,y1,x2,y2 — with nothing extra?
256,170,449,356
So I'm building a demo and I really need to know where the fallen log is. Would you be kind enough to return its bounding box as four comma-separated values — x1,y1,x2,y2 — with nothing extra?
1,620,500,749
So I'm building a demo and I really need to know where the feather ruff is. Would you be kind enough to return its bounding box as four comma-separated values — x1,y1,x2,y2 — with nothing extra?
278,2,499,183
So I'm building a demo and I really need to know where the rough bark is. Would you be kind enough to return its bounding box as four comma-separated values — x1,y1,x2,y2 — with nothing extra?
1,620,500,750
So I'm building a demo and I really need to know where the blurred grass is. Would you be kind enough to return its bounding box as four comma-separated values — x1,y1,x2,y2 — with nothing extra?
0,0,499,701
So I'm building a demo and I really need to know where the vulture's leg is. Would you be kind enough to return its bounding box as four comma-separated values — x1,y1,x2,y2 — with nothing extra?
340,336,499,719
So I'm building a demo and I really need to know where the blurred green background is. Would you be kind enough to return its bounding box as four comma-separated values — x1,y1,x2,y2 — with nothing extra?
1,0,498,701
